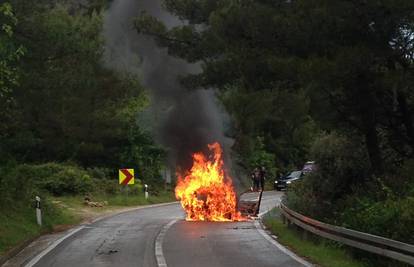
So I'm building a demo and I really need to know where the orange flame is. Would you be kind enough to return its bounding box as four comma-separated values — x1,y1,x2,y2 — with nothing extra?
175,142,245,221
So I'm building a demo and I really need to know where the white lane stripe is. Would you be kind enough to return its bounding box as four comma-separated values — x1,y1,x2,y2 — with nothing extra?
253,220,313,267
155,219,178,267
24,226,85,267
89,201,179,224
23,201,179,267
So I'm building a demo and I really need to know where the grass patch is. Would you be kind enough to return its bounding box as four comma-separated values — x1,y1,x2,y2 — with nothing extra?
55,190,176,208
104,190,176,206
262,208,370,267
0,203,80,256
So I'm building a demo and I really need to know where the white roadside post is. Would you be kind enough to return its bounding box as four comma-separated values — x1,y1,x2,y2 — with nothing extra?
144,184,149,199
35,196,42,226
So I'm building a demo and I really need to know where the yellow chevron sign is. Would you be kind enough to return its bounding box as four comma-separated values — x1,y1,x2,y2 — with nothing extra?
119,169,134,185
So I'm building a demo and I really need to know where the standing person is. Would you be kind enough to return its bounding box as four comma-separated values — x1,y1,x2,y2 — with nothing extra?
259,166,266,191
250,170,255,191
252,167,260,191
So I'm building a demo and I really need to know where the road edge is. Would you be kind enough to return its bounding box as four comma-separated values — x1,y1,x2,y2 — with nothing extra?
255,211,314,267
1,201,179,267
24,226,85,267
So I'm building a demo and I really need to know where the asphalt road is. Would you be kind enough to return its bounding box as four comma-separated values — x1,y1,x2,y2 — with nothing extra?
30,191,308,267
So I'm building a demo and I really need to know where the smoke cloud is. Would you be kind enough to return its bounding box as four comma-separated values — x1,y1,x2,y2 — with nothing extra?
103,0,234,174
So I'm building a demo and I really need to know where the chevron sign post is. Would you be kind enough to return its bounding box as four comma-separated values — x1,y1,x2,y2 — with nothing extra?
119,169,135,185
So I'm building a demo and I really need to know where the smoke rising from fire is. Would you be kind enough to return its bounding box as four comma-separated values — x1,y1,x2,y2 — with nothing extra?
103,0,234,174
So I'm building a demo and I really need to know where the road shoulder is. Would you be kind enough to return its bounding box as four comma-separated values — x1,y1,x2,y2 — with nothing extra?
1,201,178,267
255,217,314,267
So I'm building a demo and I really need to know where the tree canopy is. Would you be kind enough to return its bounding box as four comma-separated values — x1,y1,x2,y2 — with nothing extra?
135,0,414,176
0,0,166,185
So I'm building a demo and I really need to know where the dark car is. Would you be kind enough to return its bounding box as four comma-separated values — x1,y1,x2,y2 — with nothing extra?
274,170,303,191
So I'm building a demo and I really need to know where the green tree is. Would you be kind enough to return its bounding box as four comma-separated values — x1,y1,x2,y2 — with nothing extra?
135,0,414,176
0,1,165,184
0,2,24,137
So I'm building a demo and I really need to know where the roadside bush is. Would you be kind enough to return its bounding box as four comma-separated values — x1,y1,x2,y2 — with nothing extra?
86,167,112,180
341,195,414,244
395,159,414,197
95,178,119,195
247,136,277,176
0,163,94,196
38,166,93,196
0,163,64,226
285,132,414,265
0,162,37,209
20,163,93,196
286,132,370,221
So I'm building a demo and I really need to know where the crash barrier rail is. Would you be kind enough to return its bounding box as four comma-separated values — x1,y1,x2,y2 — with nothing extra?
280,203,414,265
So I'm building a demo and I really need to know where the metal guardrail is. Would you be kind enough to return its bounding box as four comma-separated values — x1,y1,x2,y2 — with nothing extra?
280,203,414,265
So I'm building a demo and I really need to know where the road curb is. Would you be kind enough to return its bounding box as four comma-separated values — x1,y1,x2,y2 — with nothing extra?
24,226,85,267
255,209,314,267
0,201,179,267
0,235,41,267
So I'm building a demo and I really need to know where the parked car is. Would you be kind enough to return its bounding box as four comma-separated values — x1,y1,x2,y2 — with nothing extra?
302,161,317,174
274,170,303,191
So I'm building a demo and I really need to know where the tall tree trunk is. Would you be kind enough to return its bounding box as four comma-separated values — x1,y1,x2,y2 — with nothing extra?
364,123,383,175
397,90,414,155
358,80,383,175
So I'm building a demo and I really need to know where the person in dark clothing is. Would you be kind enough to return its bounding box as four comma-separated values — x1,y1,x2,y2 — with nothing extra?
259,166,266,191
251,167,260,191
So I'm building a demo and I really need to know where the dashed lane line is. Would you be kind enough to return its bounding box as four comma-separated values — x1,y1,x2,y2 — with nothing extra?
155,219,179,267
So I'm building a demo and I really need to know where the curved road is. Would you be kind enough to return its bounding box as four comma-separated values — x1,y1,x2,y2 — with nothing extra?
29,191,308,267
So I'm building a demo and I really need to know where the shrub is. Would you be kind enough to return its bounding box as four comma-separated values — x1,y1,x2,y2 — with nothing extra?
0,163,37,209
340,195,414,244
38,166,93,196
286,132,370,221
0,163,94,197
86,167,112,180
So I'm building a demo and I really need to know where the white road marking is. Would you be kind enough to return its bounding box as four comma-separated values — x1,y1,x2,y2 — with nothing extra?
89,201,179,224
23,201,179,267
155,219,178,267
254,220,313,267
24,226,85,267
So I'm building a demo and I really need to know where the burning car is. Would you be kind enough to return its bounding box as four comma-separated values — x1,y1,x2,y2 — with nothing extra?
175,143,245,221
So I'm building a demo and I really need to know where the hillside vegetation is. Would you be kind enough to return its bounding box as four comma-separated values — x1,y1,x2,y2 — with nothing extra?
135,1,414,265
0,0,172,255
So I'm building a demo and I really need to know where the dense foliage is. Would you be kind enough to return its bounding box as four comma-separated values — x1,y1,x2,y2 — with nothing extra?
1,0,413,262
0,2,169,244
0,1,165,186
0,2,24,137
135,0,414,174
135,0,414,262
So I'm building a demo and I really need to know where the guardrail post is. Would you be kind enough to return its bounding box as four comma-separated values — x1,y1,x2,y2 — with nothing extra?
281,213,286,224
144,184,149,199
302,228,309,240
35,196,42,226
286,217,292,229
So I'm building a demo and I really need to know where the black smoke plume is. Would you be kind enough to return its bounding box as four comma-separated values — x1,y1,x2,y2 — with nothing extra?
103,0,234,173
